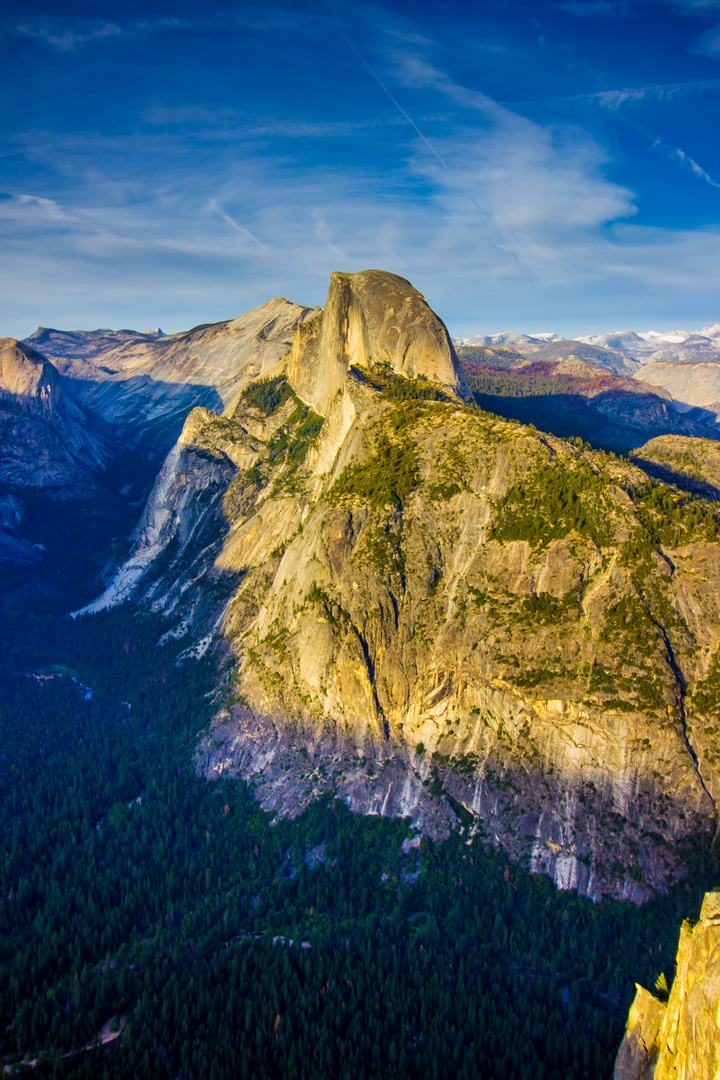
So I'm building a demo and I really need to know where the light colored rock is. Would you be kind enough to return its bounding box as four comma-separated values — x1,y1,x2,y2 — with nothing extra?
24,299,314,452
287,270,470,417
636,361,720,419
90,269,720,900
614,892,720,1080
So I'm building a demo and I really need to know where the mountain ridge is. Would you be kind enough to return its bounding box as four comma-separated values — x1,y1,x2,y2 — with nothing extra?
78,269,720,903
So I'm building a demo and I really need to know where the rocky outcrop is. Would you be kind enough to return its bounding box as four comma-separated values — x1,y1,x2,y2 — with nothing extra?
288,270,470,417
88,269,720,901
0,338,112,496
26,299,314,454
614,891,720,1079
0,337,62,415
635,361,720,422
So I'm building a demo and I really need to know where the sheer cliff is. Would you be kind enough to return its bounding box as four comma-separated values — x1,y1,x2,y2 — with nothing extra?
0,337,112,495
614,891,720,1079
83,269,720,901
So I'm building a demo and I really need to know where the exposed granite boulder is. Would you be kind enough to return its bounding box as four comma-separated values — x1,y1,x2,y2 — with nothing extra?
287,270,470,417
615,891,720,1079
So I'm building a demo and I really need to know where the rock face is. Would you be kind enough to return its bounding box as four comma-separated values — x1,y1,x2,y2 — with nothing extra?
614,891,720,1080
25,299,314,454
0,338,111,496
288,270,470,417
633,361,720,423
87,269,720,901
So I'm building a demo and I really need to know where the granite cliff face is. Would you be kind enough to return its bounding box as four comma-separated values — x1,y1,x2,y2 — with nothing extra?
288,270,470,416
614,891,720,1080
634,361,720,423
0,338,111,495
25,299,314,454
85,269,720,901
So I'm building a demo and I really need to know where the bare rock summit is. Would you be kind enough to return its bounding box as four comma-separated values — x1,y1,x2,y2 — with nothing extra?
288,270,471,417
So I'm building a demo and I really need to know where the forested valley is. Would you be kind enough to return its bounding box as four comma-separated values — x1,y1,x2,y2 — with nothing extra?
1,489,717,1080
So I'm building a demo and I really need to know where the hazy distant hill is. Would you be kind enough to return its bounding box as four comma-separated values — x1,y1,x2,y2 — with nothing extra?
23,299,315,455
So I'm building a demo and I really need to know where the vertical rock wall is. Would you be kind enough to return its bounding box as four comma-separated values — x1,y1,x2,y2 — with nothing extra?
614,891,720,1079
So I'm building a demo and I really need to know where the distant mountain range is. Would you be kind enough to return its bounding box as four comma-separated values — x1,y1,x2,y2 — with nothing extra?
453,323,720,447
3,279,720,902
455,322,720,367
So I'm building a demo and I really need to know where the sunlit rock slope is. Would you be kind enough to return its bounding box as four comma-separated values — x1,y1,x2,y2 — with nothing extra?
84,269,720,902
24,298,314,453
614,891,720,1079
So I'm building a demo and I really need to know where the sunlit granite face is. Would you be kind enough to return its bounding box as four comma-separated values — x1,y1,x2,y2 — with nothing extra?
614,891,720,1080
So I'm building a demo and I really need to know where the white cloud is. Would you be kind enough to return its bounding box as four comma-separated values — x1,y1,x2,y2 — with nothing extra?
1,49,718,340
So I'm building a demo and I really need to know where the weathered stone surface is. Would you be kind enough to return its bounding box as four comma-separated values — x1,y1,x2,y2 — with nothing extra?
613,986,665,1080
287,270,470,417
0,338,111,496
88,269,720,900
637,360,720,420
614,891,720,1079
25,299,314,453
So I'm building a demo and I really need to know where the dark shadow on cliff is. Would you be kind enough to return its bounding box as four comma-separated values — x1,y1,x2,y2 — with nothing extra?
62,374,225,458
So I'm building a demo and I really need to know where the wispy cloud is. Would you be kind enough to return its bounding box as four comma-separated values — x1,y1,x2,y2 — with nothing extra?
0,16,172,51
2,5,719,340
559,0,720,15
0,9,306,51
691,21,720,54
556,2,630,17
590,78,720,108
650,134,720,187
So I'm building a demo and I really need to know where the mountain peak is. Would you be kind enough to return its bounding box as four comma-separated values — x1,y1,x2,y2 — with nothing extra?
0,337,61,415
287,269,470,416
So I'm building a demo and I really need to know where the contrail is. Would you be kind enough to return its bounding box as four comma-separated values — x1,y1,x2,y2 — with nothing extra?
208,198,265,248
342,33,452,173
650,134,720,190
341,34,490,219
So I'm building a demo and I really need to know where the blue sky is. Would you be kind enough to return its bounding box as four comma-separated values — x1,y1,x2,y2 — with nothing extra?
2,0,720,339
